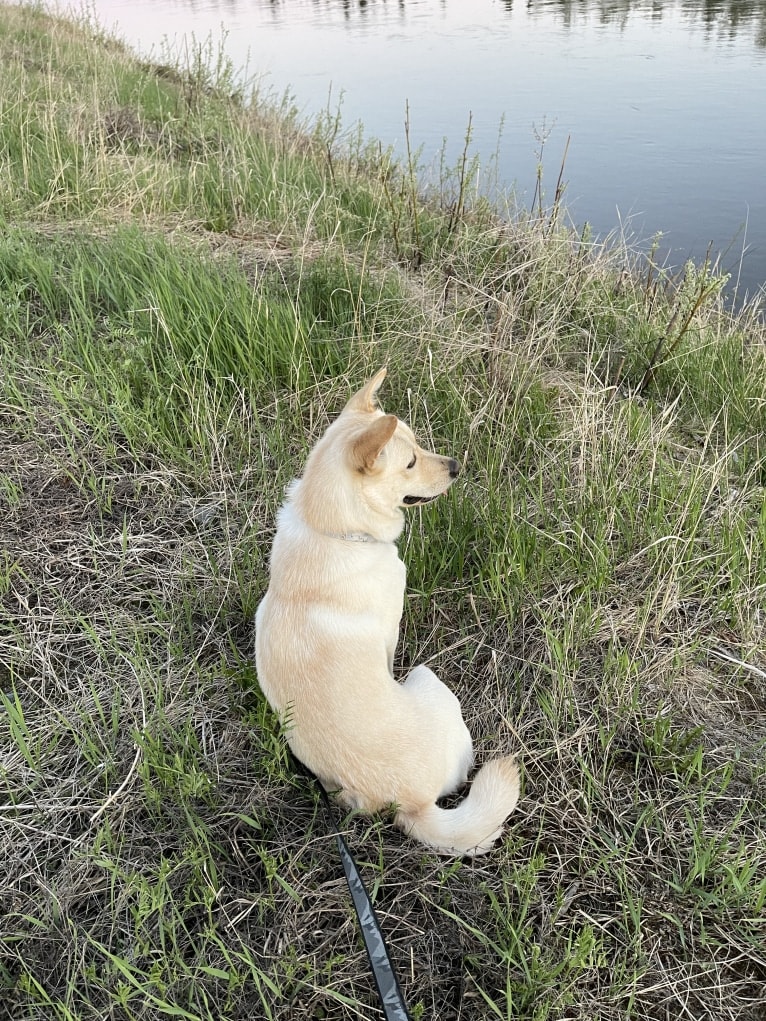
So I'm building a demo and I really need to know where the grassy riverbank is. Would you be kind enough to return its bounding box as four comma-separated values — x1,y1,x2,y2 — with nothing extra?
2,4,765,1019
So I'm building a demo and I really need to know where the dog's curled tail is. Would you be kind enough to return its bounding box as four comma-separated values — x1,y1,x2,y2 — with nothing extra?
396,755,520,857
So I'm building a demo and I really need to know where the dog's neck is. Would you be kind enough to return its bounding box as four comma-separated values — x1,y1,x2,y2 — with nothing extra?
287,475,404,545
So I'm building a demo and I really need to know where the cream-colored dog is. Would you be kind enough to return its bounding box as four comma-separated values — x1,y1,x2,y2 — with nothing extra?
255,369,519,855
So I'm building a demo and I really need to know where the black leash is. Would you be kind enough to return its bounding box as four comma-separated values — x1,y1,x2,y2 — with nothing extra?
292,755,412,1021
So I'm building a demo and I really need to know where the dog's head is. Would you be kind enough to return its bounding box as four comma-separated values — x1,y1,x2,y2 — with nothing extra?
342,367,460,509
294,368,460,541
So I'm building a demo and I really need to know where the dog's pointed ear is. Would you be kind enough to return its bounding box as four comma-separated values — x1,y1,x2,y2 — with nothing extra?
350,414,398,472
345,367,387,414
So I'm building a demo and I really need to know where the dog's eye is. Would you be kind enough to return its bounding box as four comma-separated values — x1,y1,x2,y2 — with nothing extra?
407,454,417,469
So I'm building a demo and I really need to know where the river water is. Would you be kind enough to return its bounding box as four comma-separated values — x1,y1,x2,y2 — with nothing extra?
80,0,766,304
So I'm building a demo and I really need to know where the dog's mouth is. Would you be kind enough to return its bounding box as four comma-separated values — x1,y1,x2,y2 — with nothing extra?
403,494,439,506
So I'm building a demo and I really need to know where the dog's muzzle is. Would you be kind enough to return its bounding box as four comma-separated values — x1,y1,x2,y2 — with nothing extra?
403,459,460,505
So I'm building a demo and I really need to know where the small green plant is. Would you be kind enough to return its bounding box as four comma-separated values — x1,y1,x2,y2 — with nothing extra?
638,250,731,394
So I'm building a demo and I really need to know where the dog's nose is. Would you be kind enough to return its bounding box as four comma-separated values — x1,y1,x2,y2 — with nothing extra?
448,458,460,478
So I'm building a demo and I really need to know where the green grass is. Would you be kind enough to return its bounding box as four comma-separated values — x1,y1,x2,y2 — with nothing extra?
1,3,765,1019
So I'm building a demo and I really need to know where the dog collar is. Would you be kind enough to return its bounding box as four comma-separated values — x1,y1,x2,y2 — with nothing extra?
328,531,380,543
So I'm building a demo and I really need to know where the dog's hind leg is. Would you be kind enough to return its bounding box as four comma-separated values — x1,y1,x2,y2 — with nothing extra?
402,665,474,796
